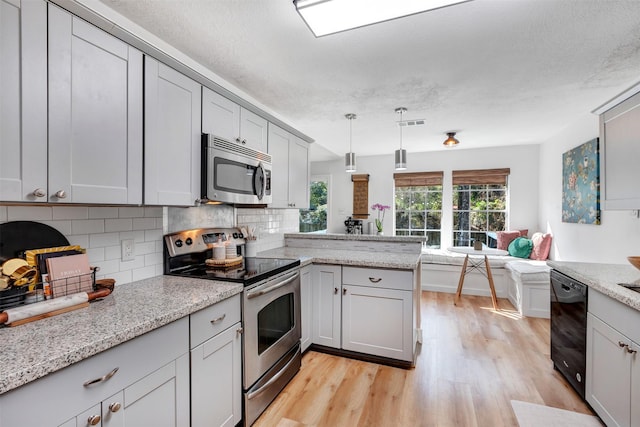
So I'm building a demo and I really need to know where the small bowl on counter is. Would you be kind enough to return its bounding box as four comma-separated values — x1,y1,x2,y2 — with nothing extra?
627,256,640,271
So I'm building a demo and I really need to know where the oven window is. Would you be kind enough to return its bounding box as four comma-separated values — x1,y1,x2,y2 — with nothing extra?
257,293,294,355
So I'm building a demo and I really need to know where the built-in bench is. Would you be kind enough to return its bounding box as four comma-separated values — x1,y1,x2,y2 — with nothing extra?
421,248,550,318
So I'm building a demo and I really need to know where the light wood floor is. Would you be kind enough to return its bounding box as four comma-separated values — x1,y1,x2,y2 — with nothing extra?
254,291,594,427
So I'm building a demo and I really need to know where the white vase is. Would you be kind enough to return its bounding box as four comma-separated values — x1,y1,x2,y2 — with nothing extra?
377,231,384,236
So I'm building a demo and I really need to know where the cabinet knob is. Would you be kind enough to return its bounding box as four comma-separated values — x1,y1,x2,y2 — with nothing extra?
619,341,628,348
235,137,241,143
241,139,247,145
627,346,638,355
32,188,46,198
236,326,244,336
54,190,67,199
87,415,101,426
334,287,338,295
109,402,122,413
343,288,347,296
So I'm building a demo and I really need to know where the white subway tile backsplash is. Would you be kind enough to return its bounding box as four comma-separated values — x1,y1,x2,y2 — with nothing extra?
7,206,52,221
67,235,89,248
105,245,121,260
120,255,145,271
89,207,119,219
144,229,162,242
132,217,157,230
93,259,120,275
144,207,163,217
52,206,88,220
118,207,145,218
89,232,121,248
72,219,105,235
135,241,156,255
133,265,156,281
86,247,105,263
40,220,73,236
119,230,146,243
102,270,132,285
144,252,162,266
105,218,133,232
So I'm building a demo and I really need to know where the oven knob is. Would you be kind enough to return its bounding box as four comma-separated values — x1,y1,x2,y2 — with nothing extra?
185,237,193,245
232,233,238,239
175,239,183,247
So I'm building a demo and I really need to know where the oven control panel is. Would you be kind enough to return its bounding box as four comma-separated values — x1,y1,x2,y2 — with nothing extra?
164,228,245,257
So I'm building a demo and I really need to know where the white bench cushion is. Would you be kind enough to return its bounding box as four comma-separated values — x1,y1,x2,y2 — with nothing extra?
505,260,550,281
421,248,517,268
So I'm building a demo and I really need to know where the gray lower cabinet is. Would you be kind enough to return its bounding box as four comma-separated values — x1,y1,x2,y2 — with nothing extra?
190,295,242,427
311,264,415,362
48,3,143,204
0,318,189,427
586,289,640,427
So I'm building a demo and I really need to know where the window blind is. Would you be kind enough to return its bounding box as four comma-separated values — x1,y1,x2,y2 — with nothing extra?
452,168,510,185
393,171,443,187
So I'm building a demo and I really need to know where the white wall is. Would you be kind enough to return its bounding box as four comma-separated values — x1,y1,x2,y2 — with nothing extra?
311,144,540,248
538,113,640,264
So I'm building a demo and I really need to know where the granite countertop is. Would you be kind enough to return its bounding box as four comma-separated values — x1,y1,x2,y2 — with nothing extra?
547,261,640,312
284,232,425,244
0,276,243,395
259,247,421,270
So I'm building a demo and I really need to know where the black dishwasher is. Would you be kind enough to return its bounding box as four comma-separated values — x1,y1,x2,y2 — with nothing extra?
550,269,588,399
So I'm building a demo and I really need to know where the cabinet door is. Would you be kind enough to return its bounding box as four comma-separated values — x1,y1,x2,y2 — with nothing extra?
300,265,312,352
0,0,47,202
73,404,102,427
288,136,310,209
586,313,631,427
122,354,190,427
144,56,201,206
48,4,142,204
631,340,640,427
191,322,242,427
102,391,124,427
342,285,413,361
240,108,268,153
312,264,342,348
202,87,240,143
268,123,292,208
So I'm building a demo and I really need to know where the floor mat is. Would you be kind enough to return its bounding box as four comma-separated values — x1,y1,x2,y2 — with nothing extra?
511,400,603,427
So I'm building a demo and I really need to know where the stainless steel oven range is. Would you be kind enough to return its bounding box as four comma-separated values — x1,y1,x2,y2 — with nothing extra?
164,228,301,426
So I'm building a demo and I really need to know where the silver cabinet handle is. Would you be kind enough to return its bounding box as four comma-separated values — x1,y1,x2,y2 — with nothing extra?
83,367,119,387
109,402,122,413
32,188,46,198
369,277,382,283
236,326,244,336
54,190,67,199
87,415,101,426
619,341,628,348
210,313,226,324
627,346,638,355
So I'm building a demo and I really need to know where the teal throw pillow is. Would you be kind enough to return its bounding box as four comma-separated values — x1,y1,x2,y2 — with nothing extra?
507,237,534,258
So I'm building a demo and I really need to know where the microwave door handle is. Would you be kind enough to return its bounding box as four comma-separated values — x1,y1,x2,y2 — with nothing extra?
253,163,265,200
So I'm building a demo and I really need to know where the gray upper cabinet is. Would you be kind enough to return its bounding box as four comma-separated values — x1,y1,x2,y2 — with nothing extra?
202,87,268,153
0,0,47,202
144,56,202,206
268,123,309,209
600,90,640,210
48,4,143,204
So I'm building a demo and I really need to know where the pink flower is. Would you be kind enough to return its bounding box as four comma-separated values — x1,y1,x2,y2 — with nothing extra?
371,203,391,232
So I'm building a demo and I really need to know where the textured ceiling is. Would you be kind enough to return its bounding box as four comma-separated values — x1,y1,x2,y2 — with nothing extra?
98,0,640,161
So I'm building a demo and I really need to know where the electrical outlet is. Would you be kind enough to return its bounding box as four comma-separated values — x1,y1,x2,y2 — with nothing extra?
121,239,135,261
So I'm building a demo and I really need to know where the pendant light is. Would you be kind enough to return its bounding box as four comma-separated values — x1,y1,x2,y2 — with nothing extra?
443,132,460,147
395,107,407,170
345,113,357,173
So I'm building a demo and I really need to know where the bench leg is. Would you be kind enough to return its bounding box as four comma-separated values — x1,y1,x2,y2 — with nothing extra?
484,255,499,310
454,255,469,305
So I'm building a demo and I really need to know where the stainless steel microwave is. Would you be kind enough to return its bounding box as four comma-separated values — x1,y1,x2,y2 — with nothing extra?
201,134,272,205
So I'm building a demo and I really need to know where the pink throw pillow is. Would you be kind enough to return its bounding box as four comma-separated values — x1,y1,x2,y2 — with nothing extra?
497,231,521,250
518,229,529,238
530,232,552,260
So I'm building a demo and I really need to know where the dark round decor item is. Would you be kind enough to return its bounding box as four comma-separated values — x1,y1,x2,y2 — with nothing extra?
0,221,70,263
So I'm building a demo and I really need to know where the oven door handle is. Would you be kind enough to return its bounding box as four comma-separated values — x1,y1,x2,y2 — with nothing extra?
246,346,299,400
246,271,299,300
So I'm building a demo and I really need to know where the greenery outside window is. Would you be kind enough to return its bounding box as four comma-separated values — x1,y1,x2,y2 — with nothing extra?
394,172,443,248
299,177,328,232
451,168,510,247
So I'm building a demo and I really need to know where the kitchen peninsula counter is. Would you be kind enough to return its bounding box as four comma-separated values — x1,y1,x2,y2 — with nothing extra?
260,247,421,270
0,276,243,395
547,261,640,311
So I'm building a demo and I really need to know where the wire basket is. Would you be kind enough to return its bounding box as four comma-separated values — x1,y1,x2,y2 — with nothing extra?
0,268,98,311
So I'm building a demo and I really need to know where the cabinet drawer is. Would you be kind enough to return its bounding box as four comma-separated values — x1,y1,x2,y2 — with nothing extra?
589,289,640,344
343,266,413,291
190,294,241,348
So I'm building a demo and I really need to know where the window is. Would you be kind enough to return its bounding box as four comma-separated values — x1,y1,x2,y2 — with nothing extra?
394,172,443,248
299,176,328,232
452,168,509,247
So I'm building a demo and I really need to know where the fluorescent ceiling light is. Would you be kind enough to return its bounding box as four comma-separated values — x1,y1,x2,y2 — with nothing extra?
294,0,471,37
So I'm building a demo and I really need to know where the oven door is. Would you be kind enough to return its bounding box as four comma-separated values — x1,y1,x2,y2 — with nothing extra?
243,269,301,388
